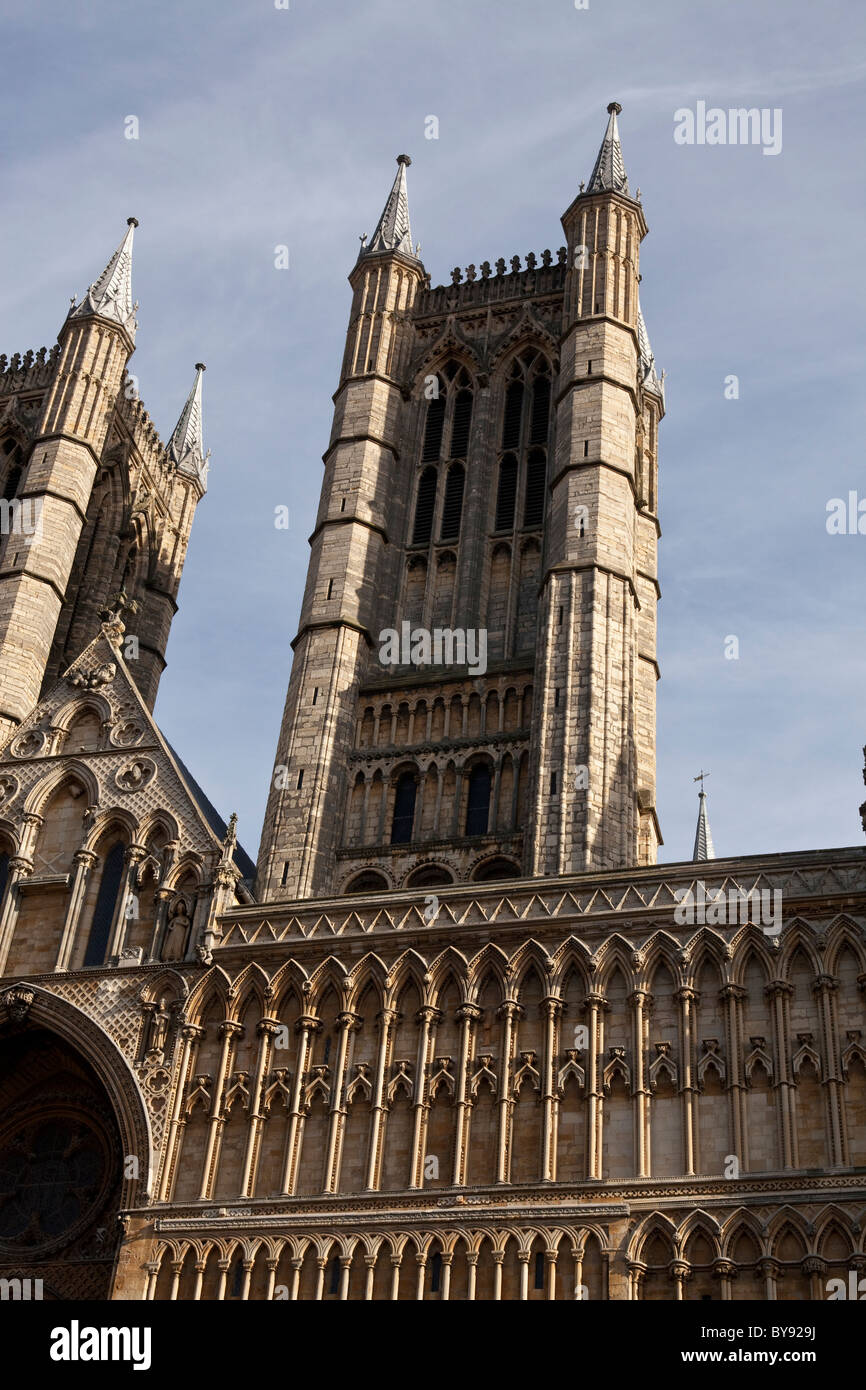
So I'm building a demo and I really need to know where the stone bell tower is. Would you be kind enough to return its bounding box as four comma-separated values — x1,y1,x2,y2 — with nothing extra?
525,102,664,875
258,107,663,901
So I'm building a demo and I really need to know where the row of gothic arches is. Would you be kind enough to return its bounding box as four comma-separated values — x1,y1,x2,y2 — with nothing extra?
355,684,533,750
161,921,866,1204
343,751,530,852
147,1204,865,1300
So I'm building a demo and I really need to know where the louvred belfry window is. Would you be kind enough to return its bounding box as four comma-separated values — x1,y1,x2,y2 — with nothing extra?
494,350,553,534
495,454,518,531
439,464,465,541
523,450,547,528
422,391,446,462
412,467,438,545
450,389,473,459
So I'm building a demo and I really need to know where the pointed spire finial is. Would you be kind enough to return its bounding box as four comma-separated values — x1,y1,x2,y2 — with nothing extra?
585,102,630,197
71,217,139,341
167,363,208,490
362,155,418,260
637,301,664,402
692,772,716,861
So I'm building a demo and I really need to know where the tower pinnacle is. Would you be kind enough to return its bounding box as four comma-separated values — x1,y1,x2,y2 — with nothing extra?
363,155,416,258
71,217,139,341
586,102,630,197
166,363,208,490
692,773,716,861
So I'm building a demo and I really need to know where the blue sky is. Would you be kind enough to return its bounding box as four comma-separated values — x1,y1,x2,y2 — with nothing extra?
2,0,865,868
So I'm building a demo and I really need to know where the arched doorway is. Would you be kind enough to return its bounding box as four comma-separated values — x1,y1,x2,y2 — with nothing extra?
0,1025,126,1299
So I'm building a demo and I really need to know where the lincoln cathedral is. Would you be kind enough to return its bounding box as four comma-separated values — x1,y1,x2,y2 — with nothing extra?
0,105,864,1303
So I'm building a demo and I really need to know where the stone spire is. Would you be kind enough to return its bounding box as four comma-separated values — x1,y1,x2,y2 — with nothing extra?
586,102,630,197
166,363,209,490
71,217,139,341
363,155,416,258
637,302,664,401
693,790,716,862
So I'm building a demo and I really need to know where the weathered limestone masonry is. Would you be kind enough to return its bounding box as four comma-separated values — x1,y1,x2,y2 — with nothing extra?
257,107,663,902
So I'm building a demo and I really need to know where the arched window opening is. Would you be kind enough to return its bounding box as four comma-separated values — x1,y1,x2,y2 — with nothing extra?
473,857,521,882
529,374,551,445
230,1257,244,1299
495,454,518,531
345,871,389,895
327,1256,340,1296
450,390,473,459
391,773,417,845
439,464,465,542
422,392,446,462
405,865,453,888
430,1251,442,1293
465,763,492,837
412,467,437,546
534,1250,545,1290
83,840,126,967
523,450,547,528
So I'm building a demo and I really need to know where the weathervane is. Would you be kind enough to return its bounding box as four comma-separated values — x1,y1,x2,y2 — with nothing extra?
694,769,710,792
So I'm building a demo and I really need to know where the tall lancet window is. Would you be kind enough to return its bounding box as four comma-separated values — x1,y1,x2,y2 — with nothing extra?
391,771,417,845
83,840,126,967
494,350,552,533
465,762,492,836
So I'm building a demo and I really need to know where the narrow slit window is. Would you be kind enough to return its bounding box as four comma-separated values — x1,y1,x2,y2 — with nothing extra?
326,579,333,599
296,769,304,790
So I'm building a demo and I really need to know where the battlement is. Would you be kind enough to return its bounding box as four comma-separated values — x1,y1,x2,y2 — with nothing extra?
0,345,61,396
414,248,567,319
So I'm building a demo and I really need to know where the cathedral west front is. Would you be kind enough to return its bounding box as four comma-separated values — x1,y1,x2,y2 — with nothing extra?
0,105,864,1304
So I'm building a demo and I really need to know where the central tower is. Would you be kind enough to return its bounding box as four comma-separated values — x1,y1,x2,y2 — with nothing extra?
258,107,663,901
